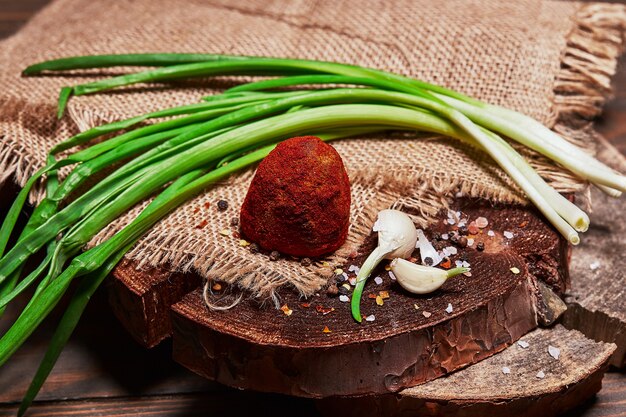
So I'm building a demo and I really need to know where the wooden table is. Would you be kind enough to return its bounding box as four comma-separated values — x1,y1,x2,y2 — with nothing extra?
0,1,624,416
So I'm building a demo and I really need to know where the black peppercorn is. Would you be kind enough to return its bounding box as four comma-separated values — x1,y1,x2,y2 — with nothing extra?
217,200,229,211
269,250,280,261
477,242,485,252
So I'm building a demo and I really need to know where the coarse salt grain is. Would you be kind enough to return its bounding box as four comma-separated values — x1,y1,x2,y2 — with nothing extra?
348,264,360,274
475,217,489,228
445,303,453,314
339,295,350,303
510,267,520,274
334,268,344,275
441,233,449,240
341,272,349,281
590,261,601,271
502,366,511,375
365,314,376,322
503,231,514,239
446,246,458,255
536,370,546,379
374,276,383,285
447,218,456,225
349,277,357,286
467,238,474,246
455,260,464,268
487,230,495,237
517,340,530,349
548,345,560,360
422,311,432,318
462,260,470,268
389,271,397,281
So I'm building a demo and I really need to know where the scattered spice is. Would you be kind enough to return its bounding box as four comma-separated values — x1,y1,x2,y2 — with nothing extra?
349,277,357,286
326,285,339,296
467,238,474,247
379,291,390,299
476,242,485,252
440,258,452,269
195,219,208,229
468,222,480,235
503,231,514,239
315,305,334,315
269,250,280,261
458,236,468,248
249,243,260,254
334,268,344,275
445,303,453,314
502,366,511,375
375,295,384,306
322,326,331,333
322,261,330,268
280,304,293,316
458,225,468,236
441,233,449,240
230,217,239,227
348,264,360,274
422,311,432,318
301,302,311,308
341,283,351,291
487,230,495,237
519,220,528,228
365,314,376,322
374,276,383,285
510,267,520,274
424,257,434,266
239,239,250,247
301,257,312,267
217,199,229,211
548,345,561,360
414,304,420,310
368,293,377,299
232,231,241,239
536,370,546,379
589,261,601,271
204,202,211,209
219,229,231,236
338,285,349,295
339,295,350,303
517,340,530,349
211,282,222,291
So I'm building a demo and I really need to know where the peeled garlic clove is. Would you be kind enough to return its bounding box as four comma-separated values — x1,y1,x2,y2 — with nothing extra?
390,258,469,294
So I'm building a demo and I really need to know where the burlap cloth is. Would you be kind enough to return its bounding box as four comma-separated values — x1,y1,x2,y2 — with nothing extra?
0,0,625,304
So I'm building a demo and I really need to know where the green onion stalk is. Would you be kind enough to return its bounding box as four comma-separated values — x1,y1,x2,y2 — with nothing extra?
0,53,622,413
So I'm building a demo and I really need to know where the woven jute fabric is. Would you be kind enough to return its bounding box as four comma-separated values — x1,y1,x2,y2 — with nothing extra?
1,0,625,303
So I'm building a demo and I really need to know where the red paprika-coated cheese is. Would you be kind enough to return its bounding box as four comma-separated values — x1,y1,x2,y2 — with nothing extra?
240,136,351,257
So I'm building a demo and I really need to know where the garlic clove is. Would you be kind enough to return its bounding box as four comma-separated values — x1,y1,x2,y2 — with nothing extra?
390,258,469,294
375,209,418,260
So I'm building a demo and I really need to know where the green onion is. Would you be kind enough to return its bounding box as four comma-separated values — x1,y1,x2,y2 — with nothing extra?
1,53,623,413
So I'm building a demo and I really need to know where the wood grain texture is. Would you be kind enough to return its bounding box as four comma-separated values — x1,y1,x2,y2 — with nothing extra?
561,142,626,367
318,326,616,417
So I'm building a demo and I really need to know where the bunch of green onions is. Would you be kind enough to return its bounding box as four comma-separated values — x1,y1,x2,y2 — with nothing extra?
0,53,624,414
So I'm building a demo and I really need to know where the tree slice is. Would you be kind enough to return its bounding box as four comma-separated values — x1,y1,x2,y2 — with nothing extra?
561,144,626,368
316,325,616,417
170,200,568,397
107,260,201,347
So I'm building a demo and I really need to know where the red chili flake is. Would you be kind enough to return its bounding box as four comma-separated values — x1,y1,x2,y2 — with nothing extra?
195,219,208,229
212,282,222,291
323,326,331,333
232,231,241,239
204,202,211,209
301,302,311,308
440,258,452,269
468,222,480,235
280,304,293,316
315,305,335,315
193,207,200,214
519,221,528,228
379,291,390,299
368,293,378,299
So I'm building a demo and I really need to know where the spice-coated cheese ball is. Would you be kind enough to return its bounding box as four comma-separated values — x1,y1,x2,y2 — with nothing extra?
240,136,351,257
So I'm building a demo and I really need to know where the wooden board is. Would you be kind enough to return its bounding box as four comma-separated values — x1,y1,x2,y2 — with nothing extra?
317,326,616,417
170,199,569,397
561,142,626,368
